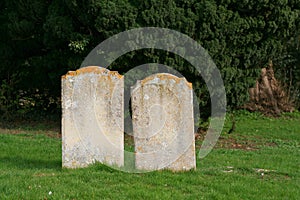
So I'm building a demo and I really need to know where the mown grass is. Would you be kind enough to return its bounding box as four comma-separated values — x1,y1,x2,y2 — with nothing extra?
1,111,299,199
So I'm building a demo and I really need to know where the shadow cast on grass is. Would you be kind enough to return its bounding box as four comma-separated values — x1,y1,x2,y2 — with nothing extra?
0,119,60,132
1,156,62,170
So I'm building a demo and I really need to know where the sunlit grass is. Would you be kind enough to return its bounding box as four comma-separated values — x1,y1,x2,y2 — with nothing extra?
1,111,299,199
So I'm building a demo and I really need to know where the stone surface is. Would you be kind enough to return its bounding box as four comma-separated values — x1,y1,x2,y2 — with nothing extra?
62,66,124,168
131,73,196,171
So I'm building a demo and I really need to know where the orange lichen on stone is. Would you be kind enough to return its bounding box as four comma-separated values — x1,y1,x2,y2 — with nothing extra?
185,81,192,89
140,73,192,89
61,66,123,79
110,71,123,79
61,71,76,79
76,66,105,75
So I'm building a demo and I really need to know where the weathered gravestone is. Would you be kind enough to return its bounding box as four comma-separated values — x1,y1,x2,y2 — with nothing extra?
62,66,124,168
131,73,196,171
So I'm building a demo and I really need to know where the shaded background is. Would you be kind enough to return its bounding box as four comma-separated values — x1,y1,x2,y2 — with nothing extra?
0,0,299,121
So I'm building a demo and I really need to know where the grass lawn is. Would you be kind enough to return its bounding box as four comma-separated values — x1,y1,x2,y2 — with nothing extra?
1,111,299,199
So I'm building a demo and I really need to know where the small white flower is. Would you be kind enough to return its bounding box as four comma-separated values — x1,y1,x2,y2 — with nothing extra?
48,191,52,195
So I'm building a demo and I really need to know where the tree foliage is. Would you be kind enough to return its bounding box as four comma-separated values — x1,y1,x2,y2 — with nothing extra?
1,0,300,118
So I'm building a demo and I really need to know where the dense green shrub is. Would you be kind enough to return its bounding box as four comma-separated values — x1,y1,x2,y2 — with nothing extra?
0,0,299,118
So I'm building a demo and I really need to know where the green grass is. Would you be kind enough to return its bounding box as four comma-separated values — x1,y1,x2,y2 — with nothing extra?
1,111,299,199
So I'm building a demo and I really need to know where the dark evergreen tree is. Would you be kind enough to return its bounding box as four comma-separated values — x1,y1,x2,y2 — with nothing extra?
0,0,299,118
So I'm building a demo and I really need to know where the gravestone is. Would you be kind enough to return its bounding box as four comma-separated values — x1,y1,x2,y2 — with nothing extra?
131,73,196,171
62,66,124,168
